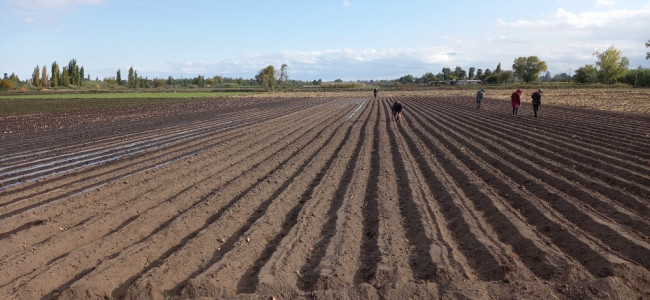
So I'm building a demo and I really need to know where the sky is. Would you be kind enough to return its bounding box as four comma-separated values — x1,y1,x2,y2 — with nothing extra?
1,0,649,82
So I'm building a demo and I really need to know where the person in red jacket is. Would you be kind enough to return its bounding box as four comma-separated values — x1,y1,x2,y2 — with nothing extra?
511,89,522,115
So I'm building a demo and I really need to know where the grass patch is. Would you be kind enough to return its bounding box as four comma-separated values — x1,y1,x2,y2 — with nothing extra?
0,92,253,116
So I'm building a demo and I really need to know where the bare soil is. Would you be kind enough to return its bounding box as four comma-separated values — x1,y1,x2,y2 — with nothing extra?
0,92,649,299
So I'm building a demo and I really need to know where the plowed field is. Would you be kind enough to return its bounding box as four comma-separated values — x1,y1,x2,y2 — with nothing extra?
1,93,649,299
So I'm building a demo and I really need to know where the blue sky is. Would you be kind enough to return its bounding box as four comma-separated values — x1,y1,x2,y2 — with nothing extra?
1,0,649,81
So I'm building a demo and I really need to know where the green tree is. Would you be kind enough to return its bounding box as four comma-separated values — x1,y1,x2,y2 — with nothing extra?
646,40,650,60
512,56,548,84
419,72,436,84
483,68,492,80
256,65,276,91
468,67,476,80
193,75,204,87
116,69,122,86
442,67,452,80
398,74,415,84
79,67,85,86
453,66,466,79
594,46,629,84
67,59,80,86
61,67,71,86
32,65,41,87
476,69,483,80
51,62,60,87
10,73,20,85
495,63,502,74
501,70,514,84
573,64,599,84
622,67,650,87
128,67,135,88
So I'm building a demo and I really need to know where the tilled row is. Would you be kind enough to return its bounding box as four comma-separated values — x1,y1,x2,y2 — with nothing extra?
0,97,355,299
405,96,649,268
0,95,647,299
0,98,323,192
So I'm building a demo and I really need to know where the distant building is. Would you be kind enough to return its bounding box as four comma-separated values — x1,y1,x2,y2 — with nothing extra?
450,79,482,85
434,79,482,86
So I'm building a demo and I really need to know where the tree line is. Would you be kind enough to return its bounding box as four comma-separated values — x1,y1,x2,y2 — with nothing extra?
2,42,649,92
397,44,648,87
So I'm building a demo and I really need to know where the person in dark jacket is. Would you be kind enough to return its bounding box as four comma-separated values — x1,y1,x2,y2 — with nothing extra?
391,101,403,122
476,89,485,109
374,88,378,99
511,89,522,115
531,88,543,117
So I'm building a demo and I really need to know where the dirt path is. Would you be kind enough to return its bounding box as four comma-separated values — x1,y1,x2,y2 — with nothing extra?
0,95,648,299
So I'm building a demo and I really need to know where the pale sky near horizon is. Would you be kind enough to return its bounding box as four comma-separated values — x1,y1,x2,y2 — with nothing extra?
1,0,649,81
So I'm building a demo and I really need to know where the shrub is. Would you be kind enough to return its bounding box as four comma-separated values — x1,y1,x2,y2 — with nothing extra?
621,68,650,87
0,79,15,91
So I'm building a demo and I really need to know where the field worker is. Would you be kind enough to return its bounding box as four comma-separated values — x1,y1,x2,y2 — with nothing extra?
476,89,485,109
374,88,378,99
511,89,522,115
392,100,403,122
531,88,543,117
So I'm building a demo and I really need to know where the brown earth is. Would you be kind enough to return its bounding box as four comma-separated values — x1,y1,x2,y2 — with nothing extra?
0,92,649,299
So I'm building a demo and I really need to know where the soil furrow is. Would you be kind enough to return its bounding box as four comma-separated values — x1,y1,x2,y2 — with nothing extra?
429,100,650,238
302,100,377,292
383,99,438,282
420,97,650,219
294,100,372,291
397,111,559,282
423,99,650,230
354,98,382,285
0,101,337,269
406,104,617,278
409,100,650,272
0,108,282,192
138,102,356,299
469,98,650,164
1,93,648,299
1,100,347,299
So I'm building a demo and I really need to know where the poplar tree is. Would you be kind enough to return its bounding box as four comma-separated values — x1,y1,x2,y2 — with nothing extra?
61,67,71,86
41,65,49,87
128,67,135,88
32,65,40,87
279,64,288,82
51,62,60,87
116,69,122,85
68,59,80,86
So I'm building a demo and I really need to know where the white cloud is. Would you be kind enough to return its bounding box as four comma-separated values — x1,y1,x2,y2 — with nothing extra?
140,47,459,81
5,0,104,21
595,0,615,7
343,0,351,7
498,6,650,29
276,47,454,65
